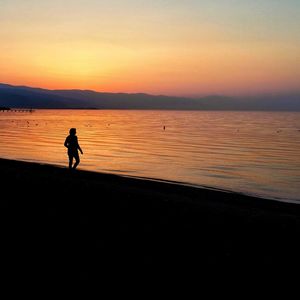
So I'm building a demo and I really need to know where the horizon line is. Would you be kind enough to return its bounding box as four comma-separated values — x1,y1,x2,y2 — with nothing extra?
1,82,300,99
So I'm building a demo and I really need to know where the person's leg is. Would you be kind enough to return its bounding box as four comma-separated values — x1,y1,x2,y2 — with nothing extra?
73,152,80,169
68,155,73,169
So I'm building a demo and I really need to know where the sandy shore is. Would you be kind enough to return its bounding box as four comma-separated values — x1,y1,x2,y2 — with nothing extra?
2,158,300,280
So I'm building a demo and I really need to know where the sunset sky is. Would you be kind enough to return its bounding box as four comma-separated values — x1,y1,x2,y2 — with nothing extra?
1,0,299,96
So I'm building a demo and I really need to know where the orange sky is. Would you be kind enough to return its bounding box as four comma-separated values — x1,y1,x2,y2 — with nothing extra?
1,0,300,96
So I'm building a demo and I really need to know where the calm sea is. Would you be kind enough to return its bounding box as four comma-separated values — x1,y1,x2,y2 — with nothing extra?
0,109,299,202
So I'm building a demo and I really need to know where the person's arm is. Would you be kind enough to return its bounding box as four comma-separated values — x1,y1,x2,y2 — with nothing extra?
78,144,83,154
64,137,69,148
76,137,83,154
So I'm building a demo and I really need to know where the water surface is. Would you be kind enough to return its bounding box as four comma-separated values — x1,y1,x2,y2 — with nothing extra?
0,109,299,202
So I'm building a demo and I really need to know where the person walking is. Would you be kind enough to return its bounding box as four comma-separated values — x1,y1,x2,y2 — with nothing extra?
64,128,83,169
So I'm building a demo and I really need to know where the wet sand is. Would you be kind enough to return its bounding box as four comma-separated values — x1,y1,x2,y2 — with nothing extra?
2,158,300,281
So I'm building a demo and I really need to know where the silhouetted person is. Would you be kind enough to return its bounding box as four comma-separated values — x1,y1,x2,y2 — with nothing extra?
64,128,83,169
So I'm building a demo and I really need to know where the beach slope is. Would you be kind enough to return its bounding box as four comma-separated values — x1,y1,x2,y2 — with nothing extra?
2,158,300,280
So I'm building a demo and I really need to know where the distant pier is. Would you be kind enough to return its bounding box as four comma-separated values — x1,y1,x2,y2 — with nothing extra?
0,107,34,113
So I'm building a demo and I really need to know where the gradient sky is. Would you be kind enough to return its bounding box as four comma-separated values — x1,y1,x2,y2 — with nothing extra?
1,0,299,96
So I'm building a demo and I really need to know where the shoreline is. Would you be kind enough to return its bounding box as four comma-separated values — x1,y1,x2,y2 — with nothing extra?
3,156,298,205
123,174,299,204
2,157,299,208
2,157,300,279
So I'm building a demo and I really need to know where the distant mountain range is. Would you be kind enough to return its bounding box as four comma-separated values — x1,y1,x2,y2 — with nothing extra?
0,83,299,111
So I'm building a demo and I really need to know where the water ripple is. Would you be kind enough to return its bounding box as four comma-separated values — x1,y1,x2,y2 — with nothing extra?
0,109,299,202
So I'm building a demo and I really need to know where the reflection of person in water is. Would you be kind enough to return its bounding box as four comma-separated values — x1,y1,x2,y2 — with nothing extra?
64,128,83,169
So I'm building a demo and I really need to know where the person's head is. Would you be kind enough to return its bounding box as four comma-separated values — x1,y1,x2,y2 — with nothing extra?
69,128,76,136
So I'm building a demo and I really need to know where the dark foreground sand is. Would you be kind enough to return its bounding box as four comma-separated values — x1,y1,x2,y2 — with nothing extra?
2,158,300,281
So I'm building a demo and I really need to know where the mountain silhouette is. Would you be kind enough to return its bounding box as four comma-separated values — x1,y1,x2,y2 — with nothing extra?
0,83,299,110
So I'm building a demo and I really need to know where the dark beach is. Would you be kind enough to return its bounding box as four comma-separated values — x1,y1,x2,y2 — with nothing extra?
2,158,300,281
